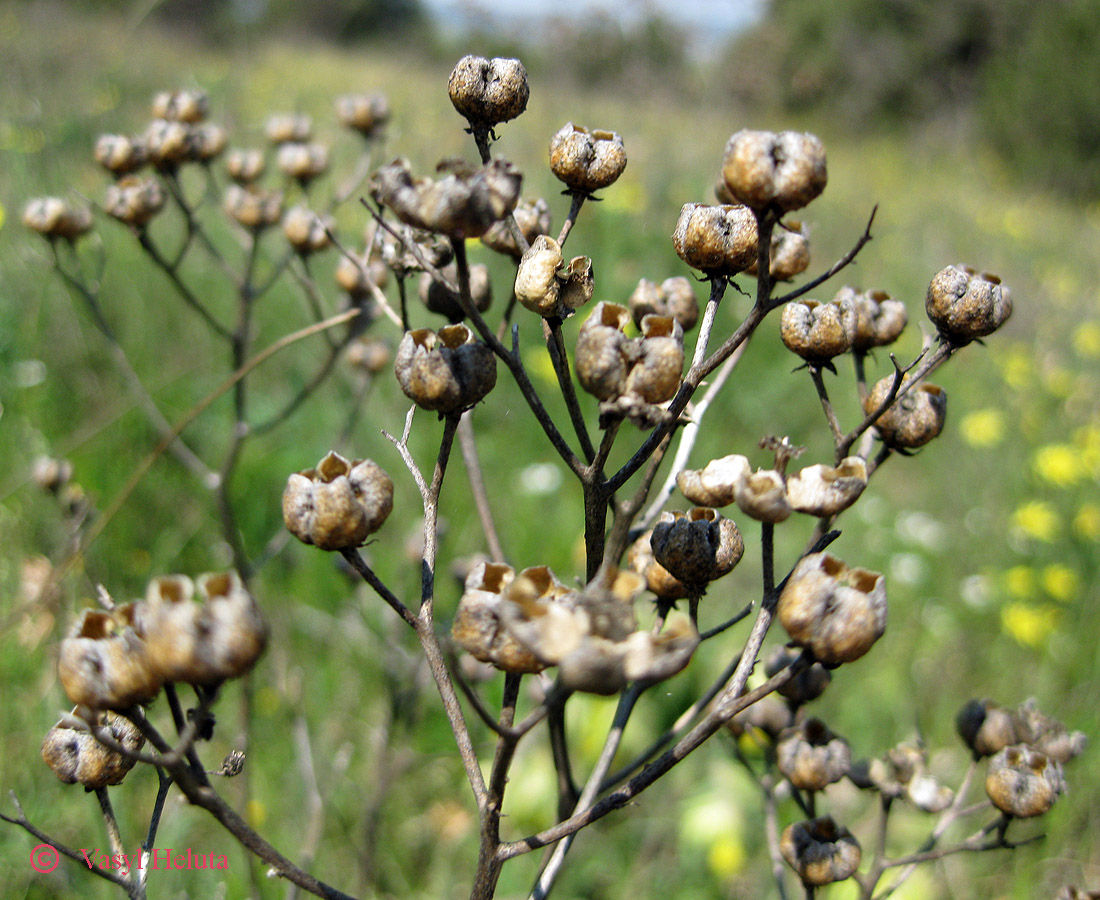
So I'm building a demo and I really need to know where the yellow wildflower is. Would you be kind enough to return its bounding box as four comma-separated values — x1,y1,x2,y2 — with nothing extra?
1033,444,1085,487
960,408,1005,448
1012,501,1061,542
1042,565,1080,602
707,836,745,880
1001,602,1059,648
1003,566,1035,599
1073,321,1100,359
1073,503,1100,541
999,346,1033,391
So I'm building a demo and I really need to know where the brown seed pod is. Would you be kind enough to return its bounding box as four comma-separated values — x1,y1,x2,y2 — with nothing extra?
481,196,552,259
336,93,391,137
926,264,1012,344
986,744,1065,818
672,203,758,276
677,454,751,508
224,183,284,231
378,225,454,278
226,148,266,184
94,134,147,177
283,206,333,255
104,176,166,227
187,123,227,163
335,253,388,297
777,718,851,791
448,56,529,129
143,118,192,169
41,711,145,789
628,276,699,332
276,142,329,184
549,122,627,194
864,376,947,450
787,457,867,518
575,301,632,400
624,315,684,404
956,698,1019,758
151,89,208,123
728,695,794,741
451,562,545,674
735,468,792,523
778,552,887,665
842,286,908,351
1013,698,1088,763
418,263,492,322
781,817,861,886
282,451,394,551
766,646,831,705
265,113,312,145
780,297,857,363
650,507,744,587
394,324,497,413
628,530,690,602
722,129,827,213
22,197,93,241
58,607,161,711
747,219,811,281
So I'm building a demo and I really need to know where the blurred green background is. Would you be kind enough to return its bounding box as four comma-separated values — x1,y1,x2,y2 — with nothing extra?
1,1,1098,898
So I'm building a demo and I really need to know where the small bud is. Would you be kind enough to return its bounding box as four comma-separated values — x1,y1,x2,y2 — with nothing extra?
452,562,545,674
151,89,208,123
336,93,391,137
394,324,497,413
282,451,394,551
276,142,329,184
448,56,529,129
986,744,1065,818
224,184,284,231
265,113,312,145
677,454,751,508
864,377,947,450
778,553,887,665
58,607,161,710
926,264,1012,344
722,129,827,213
781,817,861,887
104,176,166,227
42,711,144,789
787,457,867,518
549,123,627,194
481,196,552,259
747,219,811,281
226,148,266,184
777,718,851,791
650,507,744,589
22,197,93,241
672,203,758,276
94,134,147,177
842,286,907,351
780,297,857,363
628,276,699,332
282,206,333,254
735,468,792,523
219,749,246,777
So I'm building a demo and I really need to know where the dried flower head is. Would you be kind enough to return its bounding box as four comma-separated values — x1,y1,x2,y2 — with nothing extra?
746,219,811,281
777,717,851,791
735,468,792,523
926,264,1012,344
226,148,266,184
786,457,867,518
677,454,752,509
628,530,690,602
103,176,166,227
781,817,861,886
780,297,857,363
650,507,744,589
283,451,394,551
336,93,391,137
481,196,552,259
447,56,529,129
224,183,284,231
283,206,333,254
22,197,93,241
628,276,699,332
864,377,947,450
549,123,627,194
94,134,147,177
265,113,312,145
514,235,594,318
842,286,908,351
418,264,492,322
1013,698,1088,763
956,698,1019,758
986,744,1066,818
858,742,954,813
672,203,758,276
58,606,161,711
276,142,329,184
394,324,497,413
778,552,887,665
143,118,192,169
451,563,546,674
722,129,827,214
42,711,145,789
151,89,208,123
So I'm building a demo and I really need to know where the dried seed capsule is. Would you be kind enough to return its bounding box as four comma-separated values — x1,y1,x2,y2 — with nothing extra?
94,134,147,177
864,376,947,450
151,89,208,123
780,297,857,362
677,454,752,508
781,817,861,886
282,206,333,254
188,122,227,163
956,698,1018,758
224,184,284,231
628,276,699,332
1012,698,1088,763
394,324,497,413
514,234,563,315
986,744,1065,818
418,264,492,322
735,468,792,523
777,718,851,791
624,315,684,404
549,123,627,194
265,113,312,145
481,196,552,259
650,507,744,587
58,607,161,711
628,530,689,602
747,219,811,281
345,337,391,374
452,562,545,674
448,55,529,129
672,203,758,276
41,711,145,789
336,93,391,137
143,118,192,169
497,566,583,664
22,197,93,241
728,695,793,741
926,264,1012,344
370,157,522,239
766,646,831,705
276,142,329,184
378,225,454,277
842,286,908,351
226,148,266,183
336,252,388,297
575,301,632,401
104,176,166,227
722,129,827,213
282,451,394,551
787,457,867,518
777,552,887,665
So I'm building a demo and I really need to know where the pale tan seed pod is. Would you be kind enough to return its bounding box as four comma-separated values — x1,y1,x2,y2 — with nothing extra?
226,148,266,184
104,176,166,227
515,235,563,315
143,118,192,169
345,337,391,374
282,451,394,551
672,203,758,275
926,264,1012,344
58,607,161,711
735,468,792,523
448,56,529,128
787,457,867,518
265,113,312,145
224,183,284,231
151,89,208,123
188,122,227,163
549,123,627,194
336,93,391,137
452,562,545,674
22,197,93,241
766,646,831,705
559,254,595,312
842,286,908,351
677,454,752,508
41,711,145,789
624,315,684,404
394,324,497,413
481,196,552,259
283,206,333,254
628,276,699,332
747,219,811,281
628,530,690,602
497,566,583,666
619,615,700,686
777,718,851,791
780,297,857,362
722,129,827,213
336,253,388,297
986,744,1065,818
1013,698,1088,764
864,376,947,450
371,157,522,239
956,699,1019,758
780,817,861,886
94,134,147,176
778,553,886,665
418,264,492,322
575,301,632,401
650,507,744,587
378,225,454,277
276,142,329,184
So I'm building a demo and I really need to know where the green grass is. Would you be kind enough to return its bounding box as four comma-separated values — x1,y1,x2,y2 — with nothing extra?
2,7,1099,900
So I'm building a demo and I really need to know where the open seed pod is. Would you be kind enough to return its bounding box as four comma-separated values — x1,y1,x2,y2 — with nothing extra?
746,219,810,281
224,183,283,231
650,508,744,588
628,530,690,602
926,264,1012,344
628,276,699,332
418,263,492,322
787,457,867,517
780,297,857,363
58,606,161,711
22,197,94,241
394,324,497,413
624,315,684,404
283,451,394,551
956,698,1019,758
152,89,208,123
336,93,391,137
41,711,145,789
842,286,908,351
780,817,861,886
672,203,758,276
722,129,827,214
575,301,632,400
677,454,752,508
777,718,851,791
451,562,545,674
735,468,792,523
864,376,947,450
94,134,147,177
986,744,1065,818
549,122,627,194
481,196,551,259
